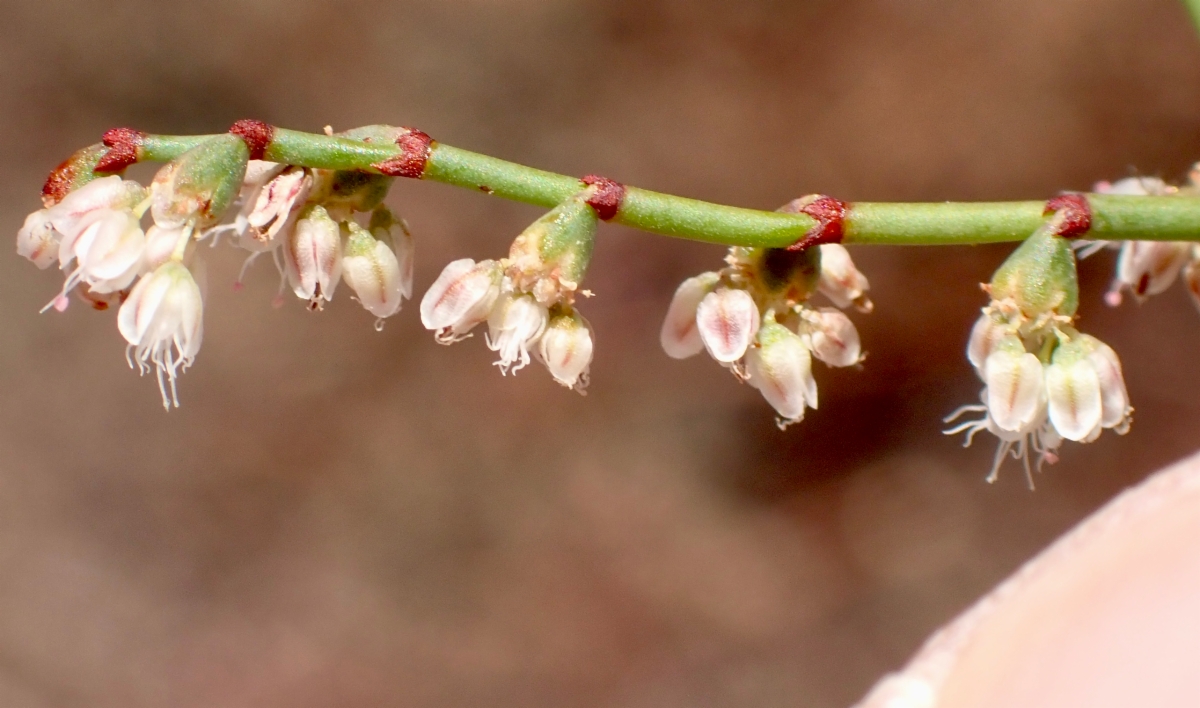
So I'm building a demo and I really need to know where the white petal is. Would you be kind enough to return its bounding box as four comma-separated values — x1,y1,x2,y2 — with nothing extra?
343,240,405,318
967,313,1008,378
1079,335,1130,430
806,308,862,367
285,207,342,302
487,294,548,374
1116,241,1190,299
984,345,1045,433
16,210,61,269
660,272,719,359
696,288,760,363
420,259,500,333
539,313,594,389
817,243,871,311
1046,358,1103,442
746,324,814,422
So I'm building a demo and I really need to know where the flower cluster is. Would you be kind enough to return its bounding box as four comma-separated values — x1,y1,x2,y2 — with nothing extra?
419,191,597,392
1089,176,1200,309
660,243,871,428
946,221,1132,486
16,130,414,408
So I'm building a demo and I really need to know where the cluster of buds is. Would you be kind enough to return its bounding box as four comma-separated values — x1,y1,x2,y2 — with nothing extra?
419,189,598,392
16,125,415,408
946,218,1133,486
1090,175,1200,308
660,237,871,428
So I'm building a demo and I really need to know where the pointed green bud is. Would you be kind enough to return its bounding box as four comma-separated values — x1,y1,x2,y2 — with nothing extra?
989,224,1079,318
151,134,250,227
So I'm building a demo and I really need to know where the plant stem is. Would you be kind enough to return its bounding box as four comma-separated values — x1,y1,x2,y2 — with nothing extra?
137,130,1200,249
1185,0,1200,39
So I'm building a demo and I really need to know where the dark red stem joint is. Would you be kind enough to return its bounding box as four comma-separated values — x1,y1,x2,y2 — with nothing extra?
581,175,626,221
785,195,849,251
1044,193,1092,238
229,119,275,160
372,128,434,179
95,127,146,173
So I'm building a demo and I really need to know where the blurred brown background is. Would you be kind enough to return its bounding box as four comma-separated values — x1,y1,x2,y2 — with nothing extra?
3,1,1200,706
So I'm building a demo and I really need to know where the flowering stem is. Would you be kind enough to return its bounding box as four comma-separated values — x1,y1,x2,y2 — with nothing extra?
133,130,1200,248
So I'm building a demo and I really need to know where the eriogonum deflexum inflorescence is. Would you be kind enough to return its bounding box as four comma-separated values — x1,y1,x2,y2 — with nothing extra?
17,120,1200,484
660,236,871,428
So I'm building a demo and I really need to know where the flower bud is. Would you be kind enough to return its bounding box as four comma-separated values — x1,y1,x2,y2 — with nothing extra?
817,244,872,312
117,261,204,409
1045,339,1103,442
1112,240,1190,302
983,336,1045,434
539,311,594,391
487,293,549,374
369,207,414,300
151,134,250,228
17,210,60,269
420,258,502,341
341,221,405,319
696,288,761,363
1075,334,1131,432
660,272,720,359
237,164,311,251
284,205,343,307
805,307,862,367
746,314,816,426
989,225,1079,319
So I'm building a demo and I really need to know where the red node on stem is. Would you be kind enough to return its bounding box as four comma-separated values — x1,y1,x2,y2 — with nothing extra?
94,127,145,173
42,154,82,205
1044,193,1092,238
785,195,849,251
229,119,275,160
581,175,626,221
372,128,433,179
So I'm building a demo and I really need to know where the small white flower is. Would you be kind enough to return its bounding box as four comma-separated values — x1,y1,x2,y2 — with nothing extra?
17,210,60,269
284,205,342,308
341,219,410,320
142,224,190,274
967,311,1011,379
817,243,872,312
1076,334,1132,433
804,307,862,367
486,293,548,374
58,208,146,296
371,211,414,301
696,287,760,363
983,336,1046,434
660,272,719,359
1110,240,1190,304
538,311,594,392
240,166,311,252
746,315,816,428
1045,342,1104,443
117,261,204,410
420,258,502,342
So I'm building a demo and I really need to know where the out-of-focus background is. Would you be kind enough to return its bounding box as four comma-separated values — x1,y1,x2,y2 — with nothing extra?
3,1,1200,706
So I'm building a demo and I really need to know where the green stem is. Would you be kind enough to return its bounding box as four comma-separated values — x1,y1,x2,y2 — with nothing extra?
1185,0,1200,38
136,130,1200,248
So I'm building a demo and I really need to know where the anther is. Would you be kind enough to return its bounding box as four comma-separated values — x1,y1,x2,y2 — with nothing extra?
581,175,626,221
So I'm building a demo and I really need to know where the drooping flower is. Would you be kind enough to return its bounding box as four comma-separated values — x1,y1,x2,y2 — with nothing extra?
745,312,816,428
486,293,549,374
341,217,408,320
802,307,862,367
54,208,147,304
660,272,719,359
117,260,204,410
695,287,760,363
283,205,343,308
538,310,594,392
420,258,502,342
816,243,872,312
1108,240,1191,305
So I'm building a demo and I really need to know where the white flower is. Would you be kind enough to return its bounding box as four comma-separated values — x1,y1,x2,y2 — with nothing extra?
420,258,502,342
695,287,760,363
660,272,719,359
486,293,548,374
239,166,311,252
117,261,204,410
1109,240,1190,304
17,210,60,269
1044,343,1103,443
1077,334,1132,433
284,205,342,308
804,307,862,367
342,221,408,320
967,311,1011,379
142,224,190,274
57,208,146,296
817,243,872,312
746,315,816,428
983,336,1046,434
538,311,594,392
